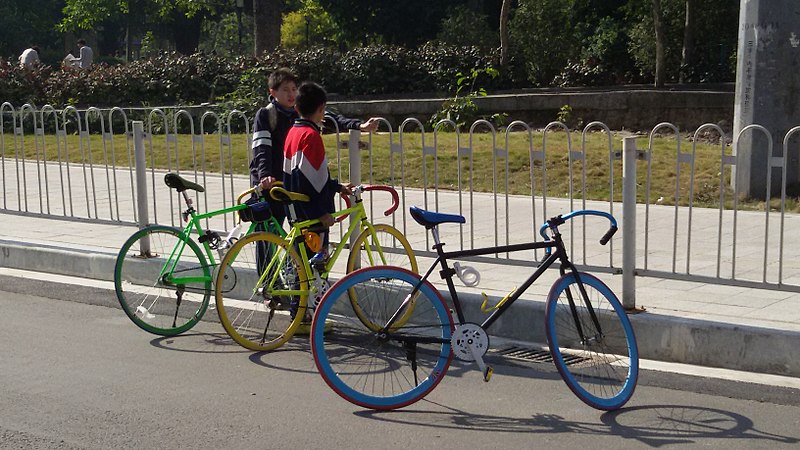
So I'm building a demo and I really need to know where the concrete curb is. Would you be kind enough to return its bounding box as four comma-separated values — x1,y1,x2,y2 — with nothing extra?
3,239,800,377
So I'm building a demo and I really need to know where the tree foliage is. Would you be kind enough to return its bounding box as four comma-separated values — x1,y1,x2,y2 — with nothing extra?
0,0,741,95
281,0,340,49
317,0,461,47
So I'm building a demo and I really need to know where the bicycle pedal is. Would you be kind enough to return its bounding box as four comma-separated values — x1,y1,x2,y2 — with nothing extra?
483,365,493,382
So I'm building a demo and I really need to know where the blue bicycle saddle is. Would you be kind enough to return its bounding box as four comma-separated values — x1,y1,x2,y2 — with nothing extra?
410,206,466,228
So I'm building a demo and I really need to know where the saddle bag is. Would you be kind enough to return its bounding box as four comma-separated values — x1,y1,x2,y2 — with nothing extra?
239,197,272,222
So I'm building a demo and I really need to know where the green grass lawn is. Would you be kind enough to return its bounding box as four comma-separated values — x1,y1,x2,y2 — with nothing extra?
4,130,796,211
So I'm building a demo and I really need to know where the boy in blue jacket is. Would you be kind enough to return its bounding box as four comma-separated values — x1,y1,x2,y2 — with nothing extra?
283,82,352,264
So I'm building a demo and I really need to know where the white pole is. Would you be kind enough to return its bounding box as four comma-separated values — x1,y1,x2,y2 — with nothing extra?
622,136,637,309
133,121,150,255
348,128,362,266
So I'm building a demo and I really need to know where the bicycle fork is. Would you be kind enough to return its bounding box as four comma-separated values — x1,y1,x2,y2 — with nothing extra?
561,266,604,345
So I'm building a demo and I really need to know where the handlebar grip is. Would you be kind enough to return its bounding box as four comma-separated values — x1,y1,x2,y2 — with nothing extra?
334,190,353,223
599,226,618,245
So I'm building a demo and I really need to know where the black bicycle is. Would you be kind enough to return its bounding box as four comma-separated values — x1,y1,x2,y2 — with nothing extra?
310,207,639,411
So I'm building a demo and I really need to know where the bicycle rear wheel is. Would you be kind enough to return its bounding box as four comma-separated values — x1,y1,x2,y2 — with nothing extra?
114,225,211,336
311,266,453,410
545,272,638,410
215,232,308,351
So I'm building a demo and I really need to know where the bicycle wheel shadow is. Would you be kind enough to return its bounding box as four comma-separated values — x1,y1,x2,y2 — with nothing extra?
354,403,799,446
600,405,800,447
149,331,253,354
247,339,319,374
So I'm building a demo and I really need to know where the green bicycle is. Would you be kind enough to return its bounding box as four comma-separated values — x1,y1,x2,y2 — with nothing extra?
114,172,283,336
214,184,417,351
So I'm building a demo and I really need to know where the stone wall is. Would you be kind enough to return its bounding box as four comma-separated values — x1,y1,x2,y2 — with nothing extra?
329,87,735,132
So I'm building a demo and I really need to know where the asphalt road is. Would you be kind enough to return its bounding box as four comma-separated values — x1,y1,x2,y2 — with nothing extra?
2,276,800,449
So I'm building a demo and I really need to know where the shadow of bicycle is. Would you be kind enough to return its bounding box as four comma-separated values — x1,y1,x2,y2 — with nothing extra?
354,402,799,446
149,331,253,354
601,405,800,447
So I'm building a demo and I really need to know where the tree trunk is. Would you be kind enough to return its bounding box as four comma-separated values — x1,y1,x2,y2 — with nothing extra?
652,0,666,87
253,0,283,57
680,0,696,83
125,14,131,62
173,12,203,55
499,0,511,66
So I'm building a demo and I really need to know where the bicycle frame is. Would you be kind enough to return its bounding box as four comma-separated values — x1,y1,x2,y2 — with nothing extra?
252,184,403,297
158,189,283,287
292,201,377,277
252,199,377,296
384,210,617,344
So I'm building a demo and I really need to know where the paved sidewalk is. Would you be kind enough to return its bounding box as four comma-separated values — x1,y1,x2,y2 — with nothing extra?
2,172,800,377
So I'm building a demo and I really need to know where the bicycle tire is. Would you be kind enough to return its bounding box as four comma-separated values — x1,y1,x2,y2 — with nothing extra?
545,272,639,410
311,266,454,410
114,225,211,336
345,224,417,272
346,224,418,330
215,232,308,351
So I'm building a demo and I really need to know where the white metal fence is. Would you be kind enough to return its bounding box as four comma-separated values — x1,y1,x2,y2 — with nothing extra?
3,103,800,305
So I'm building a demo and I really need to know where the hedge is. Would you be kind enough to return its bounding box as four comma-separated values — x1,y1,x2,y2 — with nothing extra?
0,44,522,118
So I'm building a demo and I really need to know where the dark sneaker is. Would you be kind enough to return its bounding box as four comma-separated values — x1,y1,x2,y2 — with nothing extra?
309,250,329,266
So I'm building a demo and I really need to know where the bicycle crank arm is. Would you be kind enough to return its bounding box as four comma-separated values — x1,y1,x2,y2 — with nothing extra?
468,343,493,382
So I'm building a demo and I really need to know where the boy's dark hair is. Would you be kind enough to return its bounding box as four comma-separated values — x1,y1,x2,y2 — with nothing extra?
77,39,86,46
295,82,327,117
32,46,40,53
268,67,299,91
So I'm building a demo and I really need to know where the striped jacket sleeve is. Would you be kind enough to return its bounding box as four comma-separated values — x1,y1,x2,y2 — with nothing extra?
251,107,274,181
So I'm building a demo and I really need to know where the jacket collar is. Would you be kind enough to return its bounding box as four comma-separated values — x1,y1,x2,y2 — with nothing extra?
270,97,296,116
293,118,321,132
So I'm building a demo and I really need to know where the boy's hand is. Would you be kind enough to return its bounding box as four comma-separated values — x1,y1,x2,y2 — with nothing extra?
340,183,354,196
259,176,277,190
359,117,380,133
319,213,335,227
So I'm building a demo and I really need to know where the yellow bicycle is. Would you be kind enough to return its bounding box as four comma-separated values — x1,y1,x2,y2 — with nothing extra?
214,184,417,351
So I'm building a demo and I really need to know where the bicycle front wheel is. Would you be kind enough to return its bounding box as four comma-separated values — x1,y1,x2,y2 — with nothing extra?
311,266,453,410
215,232,308,351
346,224,417,272
545,272,639,410
346,224,418,330
114,225,211,336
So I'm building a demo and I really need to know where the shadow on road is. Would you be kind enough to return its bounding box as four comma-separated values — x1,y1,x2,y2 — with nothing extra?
600,405,800,447
355,402,799,446
149,332,252,354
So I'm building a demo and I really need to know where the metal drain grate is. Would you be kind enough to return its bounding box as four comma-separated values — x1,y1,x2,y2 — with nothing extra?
494,345,591,367
494,346,554,364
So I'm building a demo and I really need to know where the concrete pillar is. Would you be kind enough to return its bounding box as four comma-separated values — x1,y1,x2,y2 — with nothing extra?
733,0,800,197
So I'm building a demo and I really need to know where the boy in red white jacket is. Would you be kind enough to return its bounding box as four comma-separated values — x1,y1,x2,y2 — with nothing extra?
283,82,352,264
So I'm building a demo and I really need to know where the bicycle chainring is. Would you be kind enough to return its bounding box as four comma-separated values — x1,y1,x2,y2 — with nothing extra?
309,277,331,309
450,323,490,362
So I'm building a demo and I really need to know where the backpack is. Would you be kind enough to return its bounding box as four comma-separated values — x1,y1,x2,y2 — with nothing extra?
265,102,277,132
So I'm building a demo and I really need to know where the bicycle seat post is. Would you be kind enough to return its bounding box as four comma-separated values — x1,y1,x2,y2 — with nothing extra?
181,191,195,221
430,226,443,251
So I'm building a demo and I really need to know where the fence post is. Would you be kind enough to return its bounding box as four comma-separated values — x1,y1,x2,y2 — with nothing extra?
133,121,150,254
348,128,362,266
622,136,637,309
